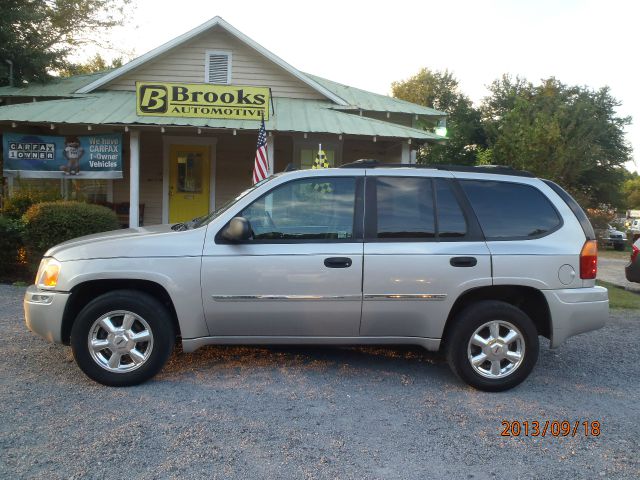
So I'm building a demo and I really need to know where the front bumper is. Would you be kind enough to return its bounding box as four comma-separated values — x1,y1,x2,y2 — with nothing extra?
24,285,70,344
625,261,640,283
543,286,609,348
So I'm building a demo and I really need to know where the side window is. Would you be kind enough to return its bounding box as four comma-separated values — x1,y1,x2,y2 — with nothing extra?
435,179,467,238
460,180,562,239
375,177,435,239
240,177,357,241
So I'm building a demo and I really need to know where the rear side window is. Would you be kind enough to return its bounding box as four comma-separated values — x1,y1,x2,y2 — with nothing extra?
460,180,561,240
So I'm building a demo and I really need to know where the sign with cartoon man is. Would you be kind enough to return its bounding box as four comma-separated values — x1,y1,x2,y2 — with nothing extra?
2,133,123,179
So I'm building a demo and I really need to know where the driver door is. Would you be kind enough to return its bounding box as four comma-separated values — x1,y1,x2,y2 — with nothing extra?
201,175,364,337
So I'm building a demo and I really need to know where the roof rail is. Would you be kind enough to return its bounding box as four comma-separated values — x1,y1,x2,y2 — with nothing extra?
339,159,535,178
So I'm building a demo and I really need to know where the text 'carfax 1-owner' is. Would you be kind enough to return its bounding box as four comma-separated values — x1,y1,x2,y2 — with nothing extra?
136,82,271,120
2,133,123,179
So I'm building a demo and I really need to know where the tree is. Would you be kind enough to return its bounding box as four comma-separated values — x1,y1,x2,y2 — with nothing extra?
482,77,632,208
391,68,486,165
623,174,640,209
0,0,130,86
58,53,123,77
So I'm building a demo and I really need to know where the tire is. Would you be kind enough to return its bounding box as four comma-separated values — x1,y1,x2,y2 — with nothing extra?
446,300,539,392
70,290,175,387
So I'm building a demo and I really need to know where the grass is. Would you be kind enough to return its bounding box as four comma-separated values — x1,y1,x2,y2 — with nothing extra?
597,280,640,310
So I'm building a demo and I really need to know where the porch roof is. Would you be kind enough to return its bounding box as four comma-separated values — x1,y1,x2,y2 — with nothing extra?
0,92,444,141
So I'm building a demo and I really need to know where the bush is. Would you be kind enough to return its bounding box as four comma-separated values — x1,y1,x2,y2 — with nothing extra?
23,201,120,267
0,216,25,277
3,188,60,220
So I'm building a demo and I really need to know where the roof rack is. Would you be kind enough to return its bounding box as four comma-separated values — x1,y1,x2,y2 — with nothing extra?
339,159,535,178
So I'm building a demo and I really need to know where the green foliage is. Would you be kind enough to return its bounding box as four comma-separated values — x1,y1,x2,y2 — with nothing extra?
22,201,119,265
0,0,130,86
58,53,124,77
392,68,486,166
0,216,25,276
482,77,632,208
623,174,640,209
3,187,61,220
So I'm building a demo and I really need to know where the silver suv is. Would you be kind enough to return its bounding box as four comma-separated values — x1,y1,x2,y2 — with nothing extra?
24,162,609,391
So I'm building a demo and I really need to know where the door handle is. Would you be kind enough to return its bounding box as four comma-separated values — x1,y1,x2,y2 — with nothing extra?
324,257,353,268
450,256,477,267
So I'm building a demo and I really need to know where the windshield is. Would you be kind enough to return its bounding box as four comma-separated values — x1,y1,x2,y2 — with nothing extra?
191,175,276,228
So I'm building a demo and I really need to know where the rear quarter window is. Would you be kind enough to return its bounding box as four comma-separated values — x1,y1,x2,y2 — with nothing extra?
459,180,562,240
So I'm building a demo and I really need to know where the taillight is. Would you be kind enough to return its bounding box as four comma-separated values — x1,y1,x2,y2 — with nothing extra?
580,240,598,279
632,244,639,264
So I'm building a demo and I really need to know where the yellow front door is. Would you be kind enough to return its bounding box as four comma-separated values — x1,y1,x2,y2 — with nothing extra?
169,145,210,223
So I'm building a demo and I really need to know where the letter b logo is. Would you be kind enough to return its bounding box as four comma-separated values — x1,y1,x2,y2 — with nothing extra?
138,84,168,113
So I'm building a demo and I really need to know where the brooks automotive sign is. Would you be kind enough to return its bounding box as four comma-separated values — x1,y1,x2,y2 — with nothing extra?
136,82,270,120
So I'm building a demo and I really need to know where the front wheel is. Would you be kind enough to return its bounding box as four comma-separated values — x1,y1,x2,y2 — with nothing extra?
70,290,175,386
446,300,539,392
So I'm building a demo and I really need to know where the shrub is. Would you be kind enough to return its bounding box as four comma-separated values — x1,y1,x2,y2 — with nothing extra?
3,188,61,220
0,216,25,277
23,201,120,267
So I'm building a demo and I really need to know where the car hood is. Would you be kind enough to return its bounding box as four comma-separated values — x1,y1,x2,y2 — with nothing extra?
45,224,207,261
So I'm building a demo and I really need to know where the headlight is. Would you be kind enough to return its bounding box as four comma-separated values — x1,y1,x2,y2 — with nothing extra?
36,258,61,289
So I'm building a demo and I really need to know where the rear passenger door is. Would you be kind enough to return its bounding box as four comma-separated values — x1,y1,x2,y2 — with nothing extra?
360,173,492,339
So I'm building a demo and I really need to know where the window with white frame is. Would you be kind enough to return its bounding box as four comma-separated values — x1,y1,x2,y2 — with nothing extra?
205,51,232,84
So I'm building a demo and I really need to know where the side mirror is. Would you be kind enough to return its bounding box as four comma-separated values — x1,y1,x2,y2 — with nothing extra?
221,217,252,242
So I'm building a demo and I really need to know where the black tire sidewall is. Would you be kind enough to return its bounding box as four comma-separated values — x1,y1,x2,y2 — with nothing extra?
70,290,174,387
446,300,539,392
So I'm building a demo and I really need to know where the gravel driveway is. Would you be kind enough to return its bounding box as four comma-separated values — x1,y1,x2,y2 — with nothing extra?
1,284,639,479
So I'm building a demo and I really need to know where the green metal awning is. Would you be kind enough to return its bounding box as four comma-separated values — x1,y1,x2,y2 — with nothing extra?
0,92,444,141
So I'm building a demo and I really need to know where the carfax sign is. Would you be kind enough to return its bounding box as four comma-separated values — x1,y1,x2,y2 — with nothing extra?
136,82,270,120
3,133,123,179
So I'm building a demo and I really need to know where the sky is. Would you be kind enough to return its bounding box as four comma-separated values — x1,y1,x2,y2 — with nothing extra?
88,0,639,172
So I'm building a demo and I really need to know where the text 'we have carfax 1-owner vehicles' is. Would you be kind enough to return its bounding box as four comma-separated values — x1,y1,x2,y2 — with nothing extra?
25,161,608,391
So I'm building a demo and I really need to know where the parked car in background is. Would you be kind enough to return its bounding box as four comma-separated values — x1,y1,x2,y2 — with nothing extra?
23,162,609,392
601,224,627,251
625,238,640,283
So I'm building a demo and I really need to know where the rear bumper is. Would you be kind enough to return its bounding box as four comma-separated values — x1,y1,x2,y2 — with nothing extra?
543,287,608,348
23,285,69,344
625,261,640,283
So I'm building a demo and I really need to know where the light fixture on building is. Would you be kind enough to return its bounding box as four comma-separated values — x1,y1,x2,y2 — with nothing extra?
373,136,377,143
124,126,129,132
338,135,342,141
408,139,412,145
50,124,55,130
304,133,308,139
87,125,92,131
233,129,237,136
435,118,447,137
386,112,390,118
11,122,16,128
161,127,165,133
197,128,202,135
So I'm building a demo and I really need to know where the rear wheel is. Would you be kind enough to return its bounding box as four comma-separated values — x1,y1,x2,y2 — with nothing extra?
71,290,175,386
446,300,539,391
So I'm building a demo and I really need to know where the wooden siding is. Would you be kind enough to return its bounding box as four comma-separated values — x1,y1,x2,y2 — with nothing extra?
342,139,402,164
105,27,326,100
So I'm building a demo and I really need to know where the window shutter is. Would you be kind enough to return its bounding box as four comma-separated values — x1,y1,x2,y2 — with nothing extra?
206,52,230,84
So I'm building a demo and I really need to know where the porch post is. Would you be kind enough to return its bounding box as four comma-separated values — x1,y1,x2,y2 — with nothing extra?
401,142,411,164
267,135,275,174
129,130,140,228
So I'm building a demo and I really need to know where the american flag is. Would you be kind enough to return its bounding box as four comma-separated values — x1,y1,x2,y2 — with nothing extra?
252,118,269,184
